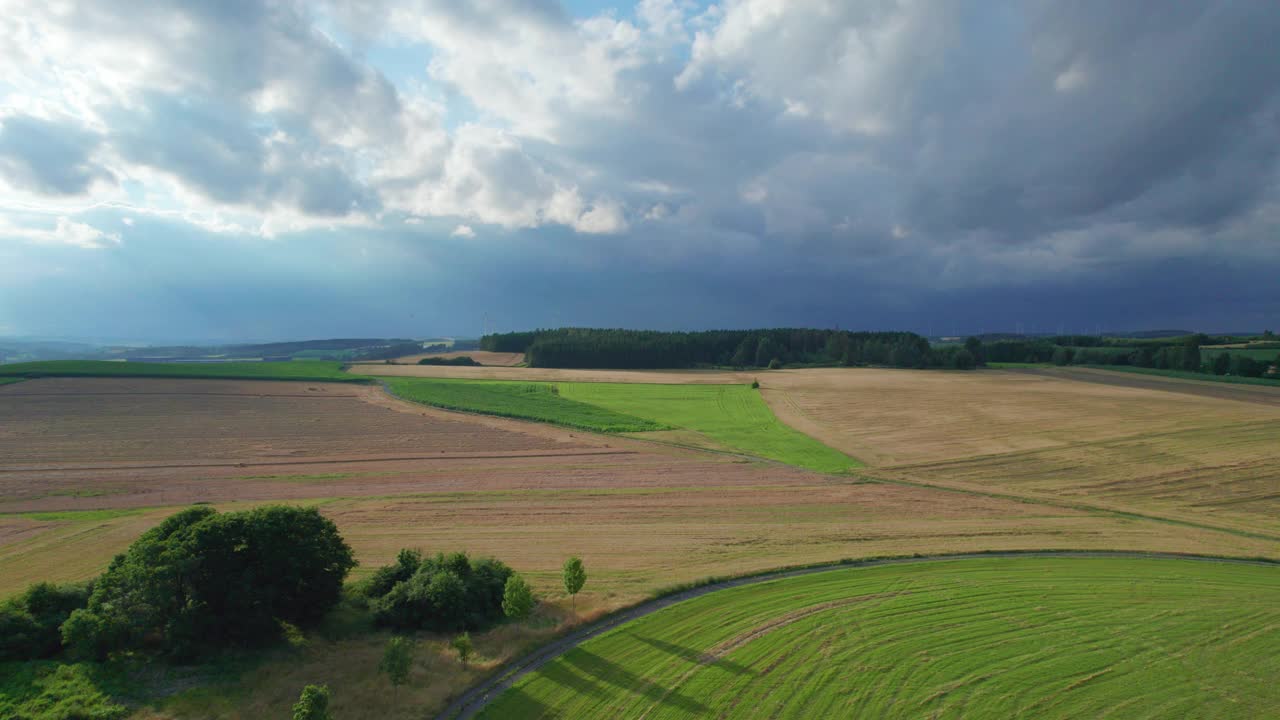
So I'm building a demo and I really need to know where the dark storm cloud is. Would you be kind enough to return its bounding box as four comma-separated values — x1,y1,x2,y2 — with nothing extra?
3,1,1280,340
0,115,114,195
901,1,1280,236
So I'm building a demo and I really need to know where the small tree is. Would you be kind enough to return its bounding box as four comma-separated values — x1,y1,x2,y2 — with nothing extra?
451,632,473,668
562,557,587,611
1212,352,1231,376
380,636,414,695
502,574,536,621
292,684,332,720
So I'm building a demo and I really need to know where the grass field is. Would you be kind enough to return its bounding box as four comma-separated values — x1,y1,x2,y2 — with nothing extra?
1201,347,1280,361
0,360,370,383
481,557,1280,719
0,377,24,385
384,377,861,473
557,383,860,473
383,378,665,432
1077,364,1280,386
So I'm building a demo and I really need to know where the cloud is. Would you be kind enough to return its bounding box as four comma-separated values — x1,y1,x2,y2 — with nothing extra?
450,224,475,238
2,0,1279,338
0,114,115,195
0,215,121,249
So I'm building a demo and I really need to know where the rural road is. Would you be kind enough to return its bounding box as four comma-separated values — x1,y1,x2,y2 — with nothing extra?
435,550,1277,719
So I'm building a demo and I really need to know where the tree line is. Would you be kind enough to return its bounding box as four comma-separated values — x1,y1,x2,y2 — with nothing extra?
974,334,1279,378
482,327,978,370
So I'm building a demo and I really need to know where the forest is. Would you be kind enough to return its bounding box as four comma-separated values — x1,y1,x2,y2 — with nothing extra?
481,328,976,370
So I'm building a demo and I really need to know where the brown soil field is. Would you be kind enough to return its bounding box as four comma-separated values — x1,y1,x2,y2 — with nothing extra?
348,363,752,383
761,367,1280,537
388,350,526,366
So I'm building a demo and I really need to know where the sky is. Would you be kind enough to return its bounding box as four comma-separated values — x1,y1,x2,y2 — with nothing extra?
1,0,1278,342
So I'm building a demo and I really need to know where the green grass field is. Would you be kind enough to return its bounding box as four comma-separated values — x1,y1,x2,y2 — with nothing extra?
558,383,860,473
384,378,859,473
1077,364,1280,386
0,377,24,386
1200,347,1280,362
383,378,665,432
481,557,1280,719
0,360,370,383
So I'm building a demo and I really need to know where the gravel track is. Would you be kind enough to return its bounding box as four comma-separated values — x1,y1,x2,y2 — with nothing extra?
436,550,1277,720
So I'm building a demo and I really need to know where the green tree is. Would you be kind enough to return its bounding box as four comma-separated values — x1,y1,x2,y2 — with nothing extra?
952,348,976,370
1051,346,1073,366
502,574,536,621
730,337,755,367
380,636,414,694
963,337,984,365
562,557,587,611
292,684,332,720
62,505,355,660
754,337,779,368
451,632,473,668
1212,352,1231,375
1182,335,1202,372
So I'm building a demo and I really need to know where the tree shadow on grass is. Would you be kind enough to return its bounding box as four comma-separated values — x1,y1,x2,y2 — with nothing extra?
537,659,606,699
486,686,553,720
562,647,709,716
629,634,754,676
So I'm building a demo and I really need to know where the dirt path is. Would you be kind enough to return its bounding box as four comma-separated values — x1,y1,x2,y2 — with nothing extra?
435,550,1277,720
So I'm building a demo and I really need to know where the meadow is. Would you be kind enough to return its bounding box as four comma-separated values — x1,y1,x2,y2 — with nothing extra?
383,378,860,473
0,360,369,383
383,378,665,433
480,556,1280,719
1079,363,1280,386
557,382,860,473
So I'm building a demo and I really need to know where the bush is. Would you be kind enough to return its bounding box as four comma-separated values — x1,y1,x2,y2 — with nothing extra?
369,552,513,632
356,549,422,600
502,574,536,620
64,505,355,660
418,356,481,366
0,662,128,720
0,582,92,661
292,684,332,720
767,358,782,369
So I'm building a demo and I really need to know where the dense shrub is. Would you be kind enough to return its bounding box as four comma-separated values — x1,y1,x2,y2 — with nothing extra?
62,505,355,660
0,582,92,661
417,356,481,366
0,662,127,720
367,551,514,632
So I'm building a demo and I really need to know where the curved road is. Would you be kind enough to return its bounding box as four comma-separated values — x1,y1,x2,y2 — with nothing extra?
436,550,1277,719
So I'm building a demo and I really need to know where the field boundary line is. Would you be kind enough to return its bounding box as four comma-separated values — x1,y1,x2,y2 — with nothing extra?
0,450,641,475
867,474,1280,543
435,550,1279,720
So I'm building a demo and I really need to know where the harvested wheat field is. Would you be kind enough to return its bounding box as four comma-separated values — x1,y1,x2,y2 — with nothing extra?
5,375,1275,602
761,367,1280,537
